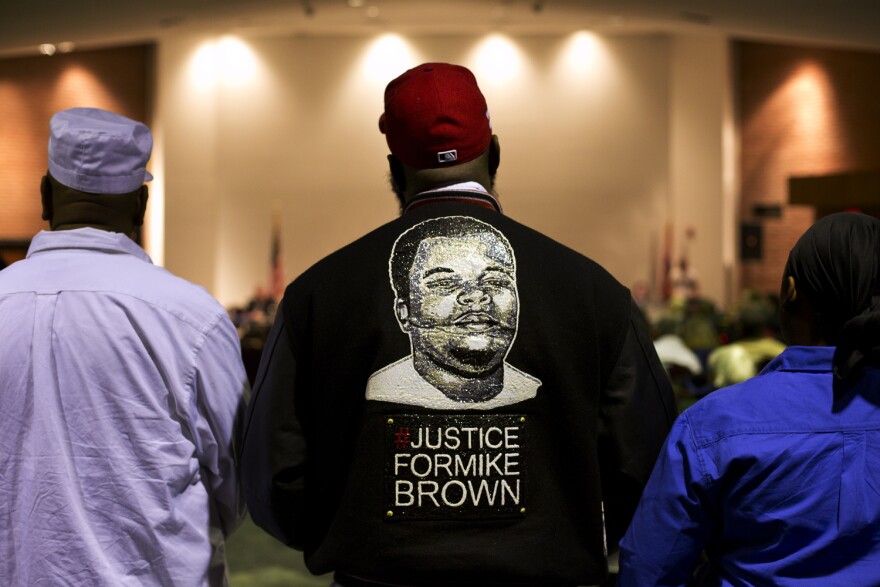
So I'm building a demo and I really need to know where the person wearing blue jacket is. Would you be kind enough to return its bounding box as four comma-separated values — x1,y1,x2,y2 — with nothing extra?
619,211,880,586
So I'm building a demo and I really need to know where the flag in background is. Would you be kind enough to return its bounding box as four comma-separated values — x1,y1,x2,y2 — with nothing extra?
270,211,284,301
661,221,672,302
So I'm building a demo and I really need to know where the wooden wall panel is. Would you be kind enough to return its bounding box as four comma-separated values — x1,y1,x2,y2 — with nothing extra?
0,45,152,250
737,40,880,293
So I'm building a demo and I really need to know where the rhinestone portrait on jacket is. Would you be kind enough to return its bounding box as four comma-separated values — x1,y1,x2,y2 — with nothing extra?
367,215,542,409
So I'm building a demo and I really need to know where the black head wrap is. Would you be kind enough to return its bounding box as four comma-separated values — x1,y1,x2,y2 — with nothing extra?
784,212,880,379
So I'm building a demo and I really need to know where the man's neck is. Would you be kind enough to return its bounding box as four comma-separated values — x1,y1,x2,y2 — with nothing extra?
48,185,142,237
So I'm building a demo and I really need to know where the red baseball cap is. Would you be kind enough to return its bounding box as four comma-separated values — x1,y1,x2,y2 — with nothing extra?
379,63,492,170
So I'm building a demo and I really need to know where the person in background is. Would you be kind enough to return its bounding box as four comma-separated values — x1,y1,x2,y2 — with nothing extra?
619,211,880,586
652,316,705,412
240,62,676,587
706,292,786,390
0,107,249,586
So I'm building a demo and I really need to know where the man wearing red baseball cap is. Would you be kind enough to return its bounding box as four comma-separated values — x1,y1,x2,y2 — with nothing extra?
242,63,675,587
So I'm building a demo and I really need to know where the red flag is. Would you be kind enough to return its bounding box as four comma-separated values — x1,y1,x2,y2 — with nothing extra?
660,221,672,302
270,212,284,301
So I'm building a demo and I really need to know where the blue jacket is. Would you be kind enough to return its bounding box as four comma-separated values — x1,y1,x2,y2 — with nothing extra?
620,346,880,586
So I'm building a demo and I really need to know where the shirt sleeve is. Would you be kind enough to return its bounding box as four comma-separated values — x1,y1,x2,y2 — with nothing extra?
191,313,251,537
598,299,678,549
240,306,308,548
617,412,714,587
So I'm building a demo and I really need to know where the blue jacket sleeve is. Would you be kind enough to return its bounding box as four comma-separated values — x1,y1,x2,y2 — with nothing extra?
618,412,715,587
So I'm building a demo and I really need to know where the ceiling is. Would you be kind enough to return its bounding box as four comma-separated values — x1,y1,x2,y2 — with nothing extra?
3,0,880,57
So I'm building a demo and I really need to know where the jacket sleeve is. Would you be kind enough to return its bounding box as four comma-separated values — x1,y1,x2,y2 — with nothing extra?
191,313,251,537
598,298,678,549
617,412,714,587
240,306,308,548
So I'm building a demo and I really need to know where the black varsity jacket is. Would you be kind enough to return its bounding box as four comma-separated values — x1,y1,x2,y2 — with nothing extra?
240,191,676,587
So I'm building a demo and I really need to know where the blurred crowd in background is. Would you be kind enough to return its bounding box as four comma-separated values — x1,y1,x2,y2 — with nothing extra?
229,287,279,386
645,289,785,412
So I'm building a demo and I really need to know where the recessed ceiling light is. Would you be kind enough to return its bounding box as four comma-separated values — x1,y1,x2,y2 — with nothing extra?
39,44,57,56
57,42,76,53
366,5,380,17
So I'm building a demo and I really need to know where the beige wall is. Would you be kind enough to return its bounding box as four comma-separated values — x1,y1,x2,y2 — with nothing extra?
156,31,733,309
669,35,736,307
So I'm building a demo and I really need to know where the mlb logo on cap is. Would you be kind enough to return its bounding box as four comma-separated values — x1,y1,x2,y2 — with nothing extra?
438,150,458,164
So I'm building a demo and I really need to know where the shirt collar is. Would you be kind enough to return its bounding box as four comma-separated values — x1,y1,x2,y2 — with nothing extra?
26,227,153,264
763,345,834,374
403,181,502,215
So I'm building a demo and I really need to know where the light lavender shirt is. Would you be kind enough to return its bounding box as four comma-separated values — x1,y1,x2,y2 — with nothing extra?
0,228,248,586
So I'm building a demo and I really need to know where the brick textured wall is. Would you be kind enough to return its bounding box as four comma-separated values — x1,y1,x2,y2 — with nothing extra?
737,41,880,294
0,45,152,243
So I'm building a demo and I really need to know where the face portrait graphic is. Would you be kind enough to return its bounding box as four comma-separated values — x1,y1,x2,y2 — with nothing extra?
399,232,517,398
364,216,541,409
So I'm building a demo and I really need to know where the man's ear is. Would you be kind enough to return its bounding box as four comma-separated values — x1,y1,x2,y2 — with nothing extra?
40,175,53,222
488,134,500,177
395,299,412,331
388,154,406,192
133,185,149,227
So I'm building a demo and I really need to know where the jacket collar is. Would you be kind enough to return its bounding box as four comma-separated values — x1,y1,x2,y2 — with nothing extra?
764,345,834,374
403,181,502,215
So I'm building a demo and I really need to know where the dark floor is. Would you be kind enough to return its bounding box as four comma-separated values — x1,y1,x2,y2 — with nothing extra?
226,515,330,587
227,516,619,587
